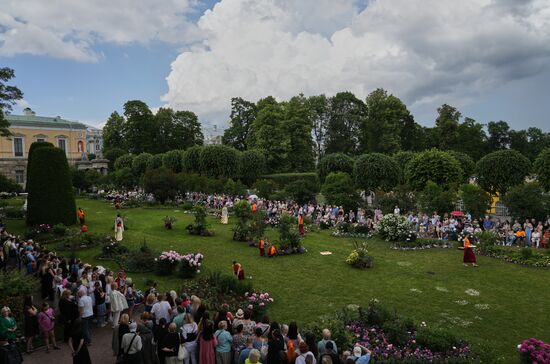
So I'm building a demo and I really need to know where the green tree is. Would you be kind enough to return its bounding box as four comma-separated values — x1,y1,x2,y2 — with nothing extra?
307,95,330,162
533,148,550,191
318,153,354,182
448,151,475,180
222,97,257,151
362,88,411,154
476,149,530,194
147,153,164,170
459,184,491,220
113,167,136,189
392,151,416,183
182,146,203,173
25,141,54,188
418,181,457,215
487,121,510,151
199,145,240,178
26,145,76,226
455,117,487,159
232,200,253,241
353,153,400,192
142,167,178,204
285,179,318,204
103,147,126,170
321,172,359,212
123,100,155,154
131,153,152,177
324,92,365,155
102,111,126,151
155,108,203,152
253,179,278,199
284,95,315,172
434,104,461,150
526,127,550,161
0,67,23,137
509,129,529,157
0,173,22,193
114,153,135,170
162,150,184,173
504,182,550,221
240,150,266,185
405,149,463,191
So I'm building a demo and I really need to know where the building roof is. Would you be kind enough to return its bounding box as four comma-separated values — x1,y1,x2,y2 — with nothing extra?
5,114,88,130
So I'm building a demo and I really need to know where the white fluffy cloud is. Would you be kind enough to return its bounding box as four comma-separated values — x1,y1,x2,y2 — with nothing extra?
0,0,199,61
162,0,550,126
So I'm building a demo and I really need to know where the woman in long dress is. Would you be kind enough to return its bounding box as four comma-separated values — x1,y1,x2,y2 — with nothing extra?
115,214,124,241
463,234,478,267
221,205,229,225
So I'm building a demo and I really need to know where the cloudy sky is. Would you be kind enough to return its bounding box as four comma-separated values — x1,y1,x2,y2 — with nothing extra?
1,0,549,131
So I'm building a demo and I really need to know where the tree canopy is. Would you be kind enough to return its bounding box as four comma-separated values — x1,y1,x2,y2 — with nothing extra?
0,67,23,137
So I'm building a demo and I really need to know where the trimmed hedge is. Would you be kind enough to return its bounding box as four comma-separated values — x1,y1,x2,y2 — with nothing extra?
261,172,319,190
318,153,354,182
199,145,241,178
26,145,76,226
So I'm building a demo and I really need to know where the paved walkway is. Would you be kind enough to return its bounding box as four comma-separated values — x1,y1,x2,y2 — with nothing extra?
24,323,116,364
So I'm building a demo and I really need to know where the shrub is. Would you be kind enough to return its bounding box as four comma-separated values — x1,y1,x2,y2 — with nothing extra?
199,145,241,178
418,181,457,215
253,179,278,199
518,338,550,364
321,172,358,212
285,179,318,204
224,179,247,196
147,153,164,170
26,145,76,226
182,145,203,173
346,241,374,269
103,147,126,170
156,251,184,275
240,150,266,185
476,149,531,194
459,184,491,220
504,182,550,221
405,149,463,191
186,205,213,236
122,240,156,273
393,151,416,183
232,200,253,241
353,153,400,192
261,173,319,189
377,214,413,242
113,167,137,190
416,326,459,353
178,253,204,278
52,223,68,236
0,173,22,193
142,167,178,204
162,150,184,173
114,153,135,170
520,247,533,260
0,271,39,321
318,153,354,182
250,210,267,241
99,240,129,259
278,214,301,250
448,151,476,180
131,153,152,176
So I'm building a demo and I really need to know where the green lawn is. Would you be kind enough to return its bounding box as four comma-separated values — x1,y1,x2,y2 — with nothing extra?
6,198,550,362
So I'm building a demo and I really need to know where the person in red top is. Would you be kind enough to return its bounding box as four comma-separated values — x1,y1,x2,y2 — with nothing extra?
251,202,257,214
259,239,265,256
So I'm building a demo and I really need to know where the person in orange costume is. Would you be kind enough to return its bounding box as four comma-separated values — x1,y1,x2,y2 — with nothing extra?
259,239,265,256
463,234,478,267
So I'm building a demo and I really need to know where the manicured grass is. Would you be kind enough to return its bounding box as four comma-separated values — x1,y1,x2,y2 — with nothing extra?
6,198,550,362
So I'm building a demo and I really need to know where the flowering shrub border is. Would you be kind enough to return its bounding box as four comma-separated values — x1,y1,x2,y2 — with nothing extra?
179,252,204,278
518,338,550,363
479,245,550,268
156,250,185,275
377,214,414,242
392,238,457,250
244,291,274,321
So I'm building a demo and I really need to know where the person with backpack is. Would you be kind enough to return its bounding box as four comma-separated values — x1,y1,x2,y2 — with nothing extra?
121,322,143,364
37,302,60,353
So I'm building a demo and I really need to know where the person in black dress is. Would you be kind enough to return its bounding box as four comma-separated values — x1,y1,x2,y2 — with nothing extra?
59,289,79,343
23,296,39,354
267,323,286,364
154,318,169,364
68,319,91,364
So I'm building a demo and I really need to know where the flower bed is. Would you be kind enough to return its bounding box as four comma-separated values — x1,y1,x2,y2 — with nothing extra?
377,214,414,242
179,252,204,278
156,250,185,275
244,291,274,321
346,242,374,269
392,238,456,250
479,245,550,268
331,222,372,238
518,338,550,363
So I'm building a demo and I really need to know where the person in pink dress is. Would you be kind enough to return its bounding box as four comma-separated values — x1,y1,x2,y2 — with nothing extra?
37,302,60,352
199,320,218,364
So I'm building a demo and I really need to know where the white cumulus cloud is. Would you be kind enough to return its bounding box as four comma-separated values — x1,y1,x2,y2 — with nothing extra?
162,0,550,127
0,0,200,62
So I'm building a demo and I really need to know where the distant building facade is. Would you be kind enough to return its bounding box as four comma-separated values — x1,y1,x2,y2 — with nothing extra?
0,108,107,186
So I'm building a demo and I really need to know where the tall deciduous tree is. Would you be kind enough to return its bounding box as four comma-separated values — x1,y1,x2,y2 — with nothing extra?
222,97,257,151
123,100,155,154
434,104,461,150
362,88,411,154
533,148,550,192
0,67,23,137
455,117,487,160
324,92,365,156
307,95,330,163
284,95,314,172
487,121,511,151
102,111,126,151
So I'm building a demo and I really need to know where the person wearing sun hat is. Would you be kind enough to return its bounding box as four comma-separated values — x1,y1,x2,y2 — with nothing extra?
347,344,371,364
232,308,245,330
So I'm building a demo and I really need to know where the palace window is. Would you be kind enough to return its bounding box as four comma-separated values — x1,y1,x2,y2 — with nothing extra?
15,170,24,184
13,137,24,157
58,138,67,152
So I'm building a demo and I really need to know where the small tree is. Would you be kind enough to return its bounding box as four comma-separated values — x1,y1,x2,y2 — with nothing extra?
186,204,213,236
405,149,463,191
103,147,126,170
26,146,76,226
146,153,164,170
240,150,266,185
199,145,240,178
253,179,278,199
476,149,531,194
114,153,135,170
162,150,184,173
533,148,550,192
318,153,354,182
182,145,203,173
504,182,550,221
142,167,178,204
250,210,267,241
354,153,400,192
418,181,457,215
278,214,301,250
224,179,247,196
0,173,22,193
232,200,253,241
285,179,318,204
448,151,475,181
132,153,152,177
113,168,136,190
321,172,358,212
459,184,491,220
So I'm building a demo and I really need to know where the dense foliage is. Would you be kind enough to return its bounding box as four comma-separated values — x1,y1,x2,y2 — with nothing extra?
318,153,354,182
0,67,23,137
199,144,241,178
142,167,178,204
418,181,457,215
322,172,359,212
26,144,76,226
354,153,400,192
0,173,22,193
405,149,463,191
476,150,531,194
504,182,550,221
533,148,550,192
459,184,492,219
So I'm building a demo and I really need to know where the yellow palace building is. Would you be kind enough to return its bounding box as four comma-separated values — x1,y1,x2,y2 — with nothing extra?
0,108,106,186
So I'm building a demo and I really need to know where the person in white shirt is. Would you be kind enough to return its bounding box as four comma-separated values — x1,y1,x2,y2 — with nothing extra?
78,290,93,345
120,322,142,361
151,294,172,325
393,206,400,215
109,283,128,328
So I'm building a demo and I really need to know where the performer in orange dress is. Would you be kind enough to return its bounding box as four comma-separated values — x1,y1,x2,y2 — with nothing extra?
298,214,305,236
267,244,276,257
77,207,86,225
259,239,265,256
463,233,478,267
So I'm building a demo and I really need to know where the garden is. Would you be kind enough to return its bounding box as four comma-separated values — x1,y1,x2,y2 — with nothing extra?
4,197,550,362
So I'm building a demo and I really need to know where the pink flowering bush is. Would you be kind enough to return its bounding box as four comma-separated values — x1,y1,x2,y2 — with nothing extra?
519,338,550,364
245,291,274,320
179,252,204,278
156,250,185,275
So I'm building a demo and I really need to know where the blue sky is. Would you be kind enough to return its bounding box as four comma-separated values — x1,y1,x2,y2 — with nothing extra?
1,0,549,132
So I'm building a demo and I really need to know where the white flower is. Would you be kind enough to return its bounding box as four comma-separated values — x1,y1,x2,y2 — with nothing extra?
465,289,480,296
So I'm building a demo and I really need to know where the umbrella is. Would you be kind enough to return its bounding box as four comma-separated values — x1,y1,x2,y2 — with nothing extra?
451,210,465,217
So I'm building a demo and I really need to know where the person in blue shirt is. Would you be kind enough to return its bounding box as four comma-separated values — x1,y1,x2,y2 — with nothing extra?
238,337,253,364
347,344,371,364
215,321,233,364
